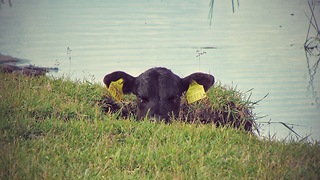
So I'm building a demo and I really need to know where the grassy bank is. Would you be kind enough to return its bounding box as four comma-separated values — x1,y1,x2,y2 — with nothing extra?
1,72,320,179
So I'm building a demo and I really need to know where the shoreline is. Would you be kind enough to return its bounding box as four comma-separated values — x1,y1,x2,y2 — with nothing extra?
0,53,58,76
0,54,22,64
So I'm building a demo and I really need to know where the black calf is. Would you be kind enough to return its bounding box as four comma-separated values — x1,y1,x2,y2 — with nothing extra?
103,67,214,121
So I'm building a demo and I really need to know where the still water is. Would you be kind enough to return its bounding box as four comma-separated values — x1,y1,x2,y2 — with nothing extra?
1,0,319,140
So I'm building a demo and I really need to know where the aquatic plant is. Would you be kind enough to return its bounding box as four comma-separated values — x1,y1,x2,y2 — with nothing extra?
304,0,320,107
0,0,12,7
67,46,72,76
208,0,240,26
196,49,206,70
304,0,320,55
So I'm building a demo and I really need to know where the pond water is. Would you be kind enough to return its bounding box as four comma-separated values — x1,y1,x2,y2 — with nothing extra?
1,0,319,140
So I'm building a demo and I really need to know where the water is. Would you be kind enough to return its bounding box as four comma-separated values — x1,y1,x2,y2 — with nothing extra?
1,0,319,140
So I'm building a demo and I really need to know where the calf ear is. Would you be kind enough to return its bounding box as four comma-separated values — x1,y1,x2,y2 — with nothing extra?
182,72,215,92
103,71,136,94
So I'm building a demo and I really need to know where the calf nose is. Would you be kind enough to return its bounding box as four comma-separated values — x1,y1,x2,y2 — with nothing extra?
148,115,168,123
141,100,171,122
147,108,170,122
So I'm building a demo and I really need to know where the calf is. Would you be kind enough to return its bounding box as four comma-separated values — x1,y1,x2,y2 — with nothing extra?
103,67,214,121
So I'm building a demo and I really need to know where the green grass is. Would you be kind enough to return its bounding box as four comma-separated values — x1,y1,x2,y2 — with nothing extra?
1,72,320,179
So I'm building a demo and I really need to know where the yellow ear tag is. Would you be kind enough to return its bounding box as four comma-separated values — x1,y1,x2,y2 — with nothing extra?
186,81,206,104
107,78,124,102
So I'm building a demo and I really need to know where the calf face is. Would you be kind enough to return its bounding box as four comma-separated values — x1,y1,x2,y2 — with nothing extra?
103,67,214,121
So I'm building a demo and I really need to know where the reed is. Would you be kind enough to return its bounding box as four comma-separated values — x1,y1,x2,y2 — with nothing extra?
304,0,320,54
208,0,240,26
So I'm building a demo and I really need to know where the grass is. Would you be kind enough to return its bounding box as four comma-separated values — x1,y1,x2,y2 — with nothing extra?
1,72,320,179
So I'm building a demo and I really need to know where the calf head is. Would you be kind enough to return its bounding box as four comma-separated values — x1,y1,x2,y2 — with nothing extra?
103,67,214,121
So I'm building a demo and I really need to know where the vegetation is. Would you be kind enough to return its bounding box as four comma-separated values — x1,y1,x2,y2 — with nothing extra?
304,0,320,55
99,81,256,132
1,72,320,179
208,0,240,26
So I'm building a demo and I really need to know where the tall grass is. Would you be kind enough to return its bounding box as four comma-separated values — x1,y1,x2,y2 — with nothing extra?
1,72,320,179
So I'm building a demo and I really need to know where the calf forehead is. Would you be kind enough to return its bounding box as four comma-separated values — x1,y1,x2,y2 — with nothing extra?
136,68,182,97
